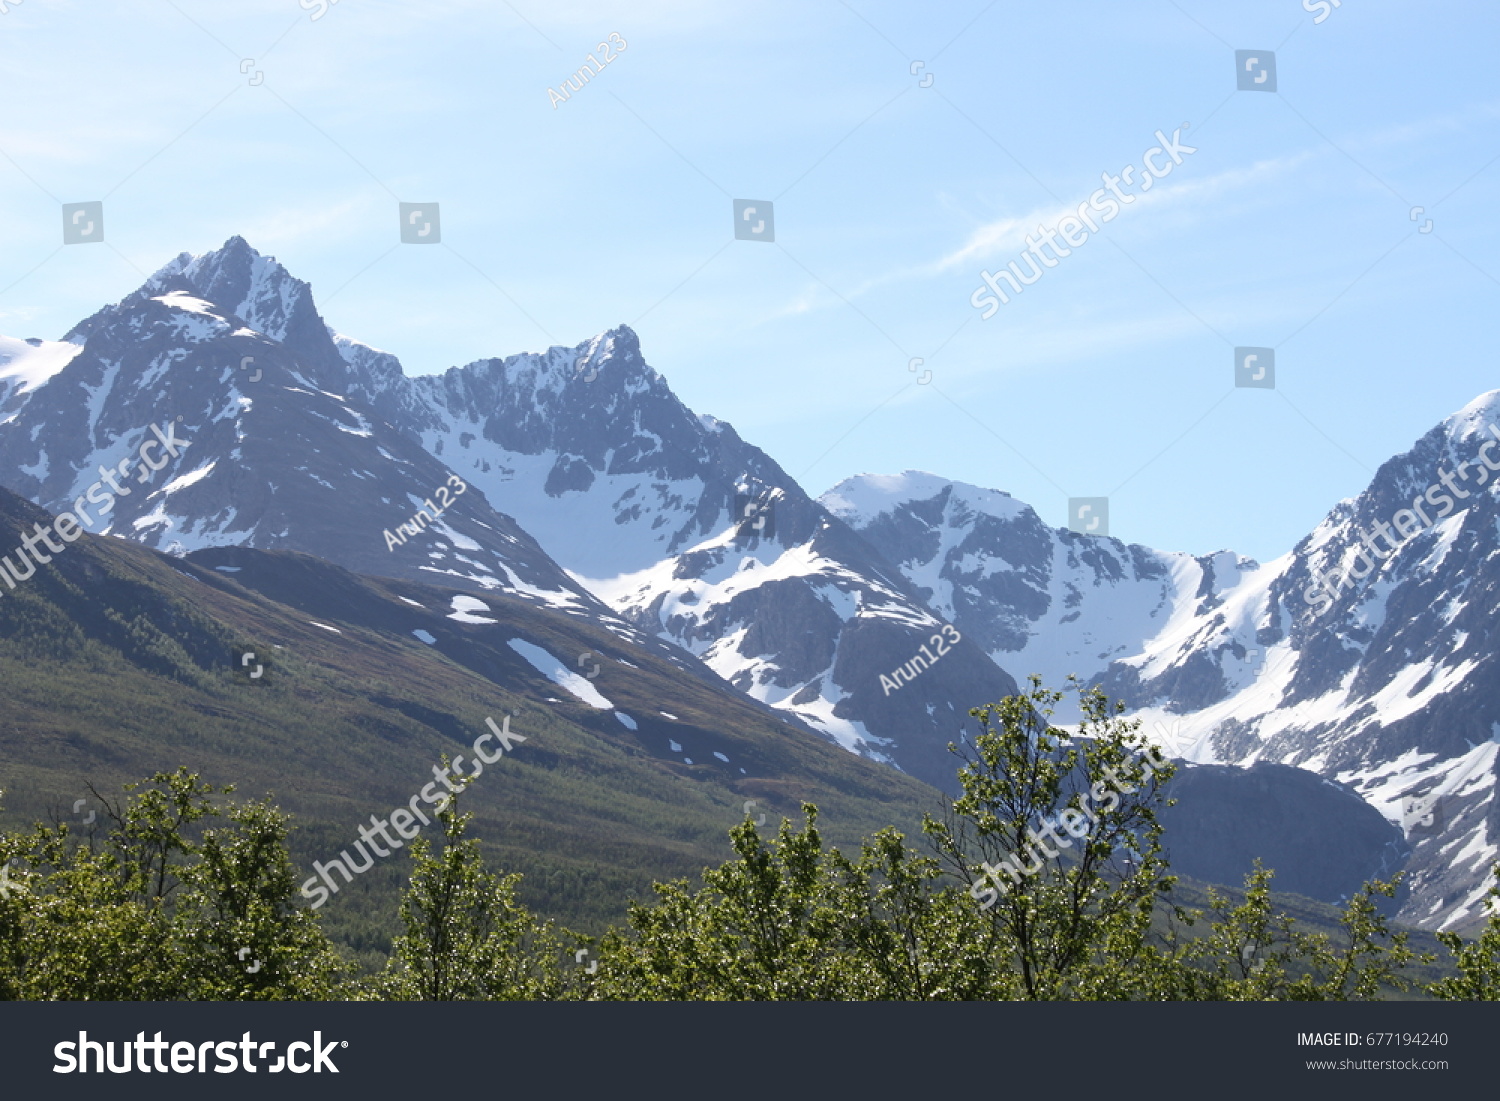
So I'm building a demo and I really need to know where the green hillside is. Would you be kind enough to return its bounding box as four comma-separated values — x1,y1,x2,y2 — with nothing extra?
0,489,941,965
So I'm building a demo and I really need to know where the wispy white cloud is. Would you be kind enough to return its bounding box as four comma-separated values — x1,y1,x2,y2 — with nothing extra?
758,149,1322,323
933,150,1322,275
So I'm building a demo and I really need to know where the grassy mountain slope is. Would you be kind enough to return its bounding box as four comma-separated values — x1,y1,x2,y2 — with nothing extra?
0,488,940,962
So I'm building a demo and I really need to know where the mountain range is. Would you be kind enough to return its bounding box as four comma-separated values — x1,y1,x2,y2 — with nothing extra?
1,236,1493,932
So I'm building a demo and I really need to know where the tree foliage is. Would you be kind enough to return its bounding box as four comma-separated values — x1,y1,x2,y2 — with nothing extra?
588,807,993,1000
0,768,348,1000
1430,868,1500,1000
374,781,563,1001
923,677,1177,998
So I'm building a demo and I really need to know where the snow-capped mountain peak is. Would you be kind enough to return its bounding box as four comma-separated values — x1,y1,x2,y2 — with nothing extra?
140,235,315,344
0,237,625,622
822,470,1027,528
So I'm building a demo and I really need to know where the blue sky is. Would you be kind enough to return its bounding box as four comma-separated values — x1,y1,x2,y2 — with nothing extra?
1,0,1496,563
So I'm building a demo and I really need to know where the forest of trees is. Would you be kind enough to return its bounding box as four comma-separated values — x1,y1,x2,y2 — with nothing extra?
3,678,1497,1001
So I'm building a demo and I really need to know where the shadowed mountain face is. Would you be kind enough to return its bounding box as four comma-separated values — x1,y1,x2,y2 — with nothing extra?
1160,762,1409,909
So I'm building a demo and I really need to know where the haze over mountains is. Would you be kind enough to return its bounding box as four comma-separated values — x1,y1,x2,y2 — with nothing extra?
2,237,1496,931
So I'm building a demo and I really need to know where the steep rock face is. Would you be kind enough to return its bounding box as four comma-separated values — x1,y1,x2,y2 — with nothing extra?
1113,395,1500,931
822,473,1257,715
0,336,85,424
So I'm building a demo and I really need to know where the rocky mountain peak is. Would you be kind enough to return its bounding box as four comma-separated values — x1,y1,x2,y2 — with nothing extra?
140,236,318,345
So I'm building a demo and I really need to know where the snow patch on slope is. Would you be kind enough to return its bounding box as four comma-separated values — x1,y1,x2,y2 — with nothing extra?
507,638,613,708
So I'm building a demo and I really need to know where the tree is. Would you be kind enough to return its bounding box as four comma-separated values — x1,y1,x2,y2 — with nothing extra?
590,809,848,1000
175,798,351,999
923,676,1178,999
0,813,175,1000
831,823,1002,999
377,781,563,1000
1166,861,1422,1000
92,767,220,905
0,770,350,1000
597,678,1431,1002
592,806,996,1000
1430,866,1500,999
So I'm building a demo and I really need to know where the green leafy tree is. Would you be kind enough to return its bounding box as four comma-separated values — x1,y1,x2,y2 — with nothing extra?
0,815,176,999
377,783,563,1000
0,770,349,1000
592,808,860,1000
828,823,1003,999
175,799,351,999
592,806,995,1000
1292,875,1422,1000
923,676,1178,999
1430,866,1500,999
94,767,221,904
1166,861,1422,1000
